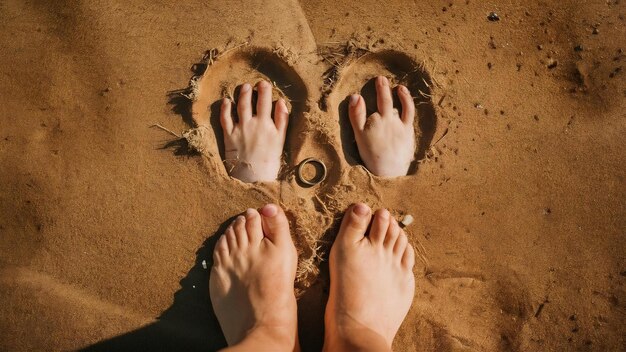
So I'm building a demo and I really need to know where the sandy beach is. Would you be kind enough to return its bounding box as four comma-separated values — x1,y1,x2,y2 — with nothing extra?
0,0,624,351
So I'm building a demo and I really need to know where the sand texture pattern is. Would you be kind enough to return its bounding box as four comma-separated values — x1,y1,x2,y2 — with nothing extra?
0,0,624,351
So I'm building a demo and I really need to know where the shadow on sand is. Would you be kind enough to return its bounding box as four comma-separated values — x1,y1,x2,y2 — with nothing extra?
79,218,235,352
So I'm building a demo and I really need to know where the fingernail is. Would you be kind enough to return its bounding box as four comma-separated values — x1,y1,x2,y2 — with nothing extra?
349,94,359,107
241,83,251,92
261,204,278,217
353,203,370,216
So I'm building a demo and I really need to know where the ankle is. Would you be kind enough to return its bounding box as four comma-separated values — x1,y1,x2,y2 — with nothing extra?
324,324,391,352
239,324,296,351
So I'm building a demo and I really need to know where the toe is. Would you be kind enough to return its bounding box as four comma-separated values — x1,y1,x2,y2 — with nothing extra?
260,204,292,245
220,98,234,134
274,98,289,134
244,208,264,245
237,83,253,123
213,234,229,267
393,231,408,256
397,85,415,125
256,80,272,118
376,76,393,115
401,244,415,269
383,217,401,248
225,226,238,251
337,203,372,243
233,215,248,247
348,94,366,132
369,209,390,244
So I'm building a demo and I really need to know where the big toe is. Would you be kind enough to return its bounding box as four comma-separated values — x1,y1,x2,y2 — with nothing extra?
337,203,372,243
260,204,292,245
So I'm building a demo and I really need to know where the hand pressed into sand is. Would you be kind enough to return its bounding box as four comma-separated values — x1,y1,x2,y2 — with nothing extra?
209,204,300,351
220,80,289,183
348,76,416,177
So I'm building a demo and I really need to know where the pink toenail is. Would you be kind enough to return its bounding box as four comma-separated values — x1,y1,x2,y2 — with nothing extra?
261,204,278,217
242,83,251,92
353,203,370,216
349,94,359,107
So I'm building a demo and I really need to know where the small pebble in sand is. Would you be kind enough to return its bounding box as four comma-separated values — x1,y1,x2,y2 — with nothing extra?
487,12,500,21
201,260,207,269
547,58,558,69
592,27,599,35
574,45,584,52
401,215,414,227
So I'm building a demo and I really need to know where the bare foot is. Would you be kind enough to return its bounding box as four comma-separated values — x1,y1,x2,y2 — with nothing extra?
209,204,299,351
324,203,415,351
220,81,289,183
348,76,416,177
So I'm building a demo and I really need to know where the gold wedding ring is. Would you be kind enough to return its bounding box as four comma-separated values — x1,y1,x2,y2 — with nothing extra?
296,158,327,186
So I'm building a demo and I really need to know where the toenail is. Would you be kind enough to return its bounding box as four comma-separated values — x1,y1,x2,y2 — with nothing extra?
260,204,278,217
241,83,251,92
349,94,359,107
353,203,370,216
245,208,257,218
379,209,390,219
400,86,409,94
379,76,388,85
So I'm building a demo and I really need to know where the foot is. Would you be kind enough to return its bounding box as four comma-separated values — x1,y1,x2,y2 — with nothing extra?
220,80,289,183
324,203,415,351
209,204,299,351
348,76,416,177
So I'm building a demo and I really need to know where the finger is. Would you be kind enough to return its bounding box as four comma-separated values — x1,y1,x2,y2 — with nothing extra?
274,98,289,133
375,76,393,115
398,85,415,125
220,98,234,134
348,94,366,131
237,83,252,123
256,80,272,118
